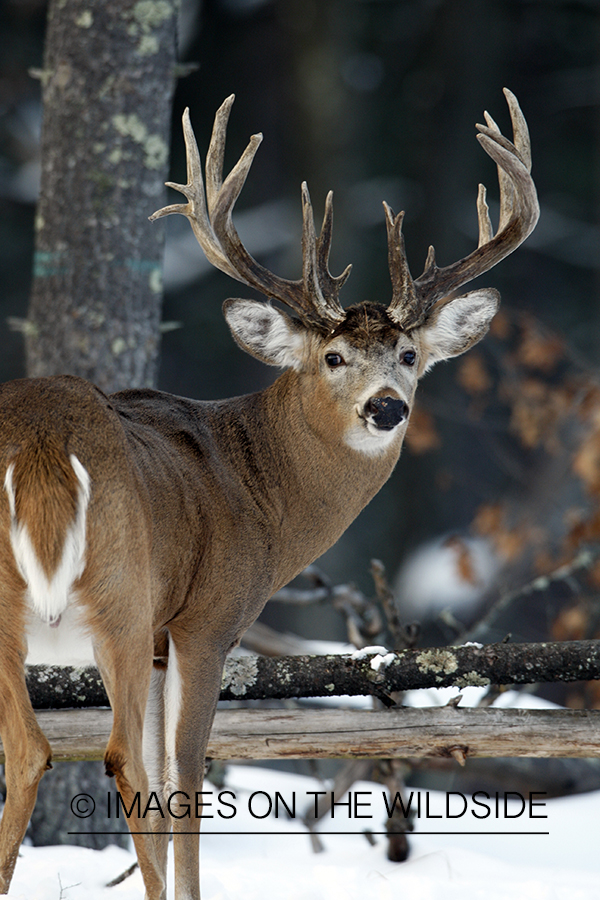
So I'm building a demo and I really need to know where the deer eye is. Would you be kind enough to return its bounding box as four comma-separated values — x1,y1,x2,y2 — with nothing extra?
325,352,345,368
402,350,416,367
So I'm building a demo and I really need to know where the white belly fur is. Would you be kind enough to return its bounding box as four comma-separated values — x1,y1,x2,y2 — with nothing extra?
25,602,95,667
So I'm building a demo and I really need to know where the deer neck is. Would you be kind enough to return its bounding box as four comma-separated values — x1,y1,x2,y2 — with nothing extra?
249,369,402,588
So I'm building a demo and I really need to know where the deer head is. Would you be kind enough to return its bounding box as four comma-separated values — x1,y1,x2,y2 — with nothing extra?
151,90,538,457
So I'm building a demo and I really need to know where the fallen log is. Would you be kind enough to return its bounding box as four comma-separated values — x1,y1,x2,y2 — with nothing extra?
8,706,600,763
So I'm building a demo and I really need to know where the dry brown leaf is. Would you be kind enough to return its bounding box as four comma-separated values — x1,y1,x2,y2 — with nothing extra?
473,503,524,562
516,319,565,373
489,309,511,340
508,378,571,450
456,352,492,395
573,423,600,496
443,535,481,586
551,604,589,642
405,407,441,454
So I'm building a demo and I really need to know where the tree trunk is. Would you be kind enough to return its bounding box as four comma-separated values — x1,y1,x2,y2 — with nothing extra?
26,0,177,392
24,0,178,849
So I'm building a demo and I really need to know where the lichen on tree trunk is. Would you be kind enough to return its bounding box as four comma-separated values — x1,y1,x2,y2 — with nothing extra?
27,0,178,392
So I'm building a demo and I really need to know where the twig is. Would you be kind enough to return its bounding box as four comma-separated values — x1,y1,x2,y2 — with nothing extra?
106,861,138,888
270,567,383,648
461,548,598,645
370,559,404,649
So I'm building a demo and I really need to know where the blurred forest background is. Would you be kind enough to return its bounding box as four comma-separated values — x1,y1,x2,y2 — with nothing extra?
0,0,599,649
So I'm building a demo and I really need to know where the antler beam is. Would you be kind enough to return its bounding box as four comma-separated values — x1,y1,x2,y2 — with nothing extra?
150,96,350,329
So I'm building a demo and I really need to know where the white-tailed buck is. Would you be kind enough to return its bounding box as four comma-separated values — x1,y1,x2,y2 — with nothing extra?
0,89,538,898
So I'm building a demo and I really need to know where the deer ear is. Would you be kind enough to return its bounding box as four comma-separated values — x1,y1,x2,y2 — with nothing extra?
418,289,500,372
223,299,308,369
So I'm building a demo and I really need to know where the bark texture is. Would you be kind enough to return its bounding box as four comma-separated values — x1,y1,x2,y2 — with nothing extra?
9,707,600,762
25,639,600,708
27,0,178,392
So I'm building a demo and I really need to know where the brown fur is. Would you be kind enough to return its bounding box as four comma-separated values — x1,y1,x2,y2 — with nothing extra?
104,748,127,780
330,302,402,348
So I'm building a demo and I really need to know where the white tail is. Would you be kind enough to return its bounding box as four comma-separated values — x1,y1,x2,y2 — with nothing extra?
0,91,538,899
4,455,90,626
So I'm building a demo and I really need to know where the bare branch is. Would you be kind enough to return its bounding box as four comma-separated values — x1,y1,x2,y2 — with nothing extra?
26,637,600,708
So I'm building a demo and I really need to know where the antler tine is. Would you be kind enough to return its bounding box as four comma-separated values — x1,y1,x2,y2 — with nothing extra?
482,87,532,236
476,183,494,248
384,203,419,327
205,94,234,217
298,184,347,326
385,90,539,331
316,191,353,299
149,104,244,282
151,97,350,330
504,87,532,171
482,109,514,235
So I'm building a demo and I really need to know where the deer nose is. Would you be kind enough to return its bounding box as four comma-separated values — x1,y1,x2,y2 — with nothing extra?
364,396,409,430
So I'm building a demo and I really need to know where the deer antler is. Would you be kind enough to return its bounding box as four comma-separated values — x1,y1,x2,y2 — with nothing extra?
150,96,350,330
385,88,539,330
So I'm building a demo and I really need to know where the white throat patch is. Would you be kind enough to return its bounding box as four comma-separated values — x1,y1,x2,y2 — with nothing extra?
344,419,402,457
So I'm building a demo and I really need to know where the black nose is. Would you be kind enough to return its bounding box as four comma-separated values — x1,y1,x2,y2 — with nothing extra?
364,396,409,430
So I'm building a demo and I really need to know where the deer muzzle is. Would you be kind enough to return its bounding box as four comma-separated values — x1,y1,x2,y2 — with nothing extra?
363,396,409,431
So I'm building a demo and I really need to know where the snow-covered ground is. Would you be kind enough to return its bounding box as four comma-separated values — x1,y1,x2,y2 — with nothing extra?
6,760,600,900
5,685,599,900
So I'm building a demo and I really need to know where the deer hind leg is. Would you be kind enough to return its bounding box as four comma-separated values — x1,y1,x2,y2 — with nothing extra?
143,657,170,881
0,592,51,894
165,625,226,900
93,615,166,900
